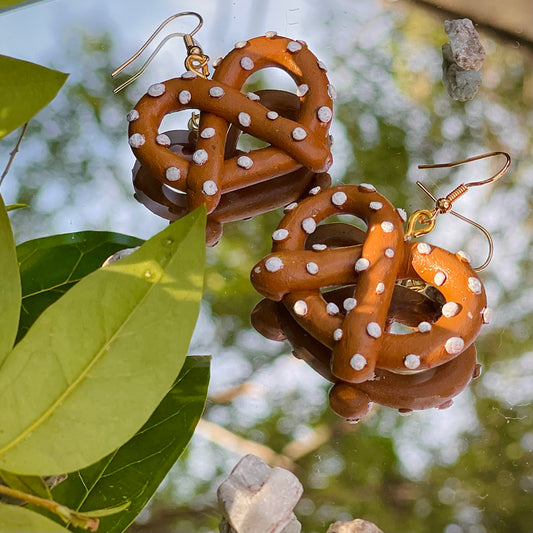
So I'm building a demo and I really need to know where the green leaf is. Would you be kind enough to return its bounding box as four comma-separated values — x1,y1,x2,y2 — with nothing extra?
5,204,27,212
0,470,51,500
0,195,20,365
52,356,210,532
0,55,67,139
16,231,143,343
0,503,69,533
0,207,206,475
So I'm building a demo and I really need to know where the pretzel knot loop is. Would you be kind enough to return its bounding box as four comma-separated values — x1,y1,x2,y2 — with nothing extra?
127,35,334,224
251,185,491,394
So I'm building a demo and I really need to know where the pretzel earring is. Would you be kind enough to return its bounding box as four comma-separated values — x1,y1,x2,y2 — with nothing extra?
113,12,334,245
251,152,510,421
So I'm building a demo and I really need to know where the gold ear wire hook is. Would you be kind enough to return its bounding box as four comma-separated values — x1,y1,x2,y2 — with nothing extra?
111,12,206,93
405,151,511,271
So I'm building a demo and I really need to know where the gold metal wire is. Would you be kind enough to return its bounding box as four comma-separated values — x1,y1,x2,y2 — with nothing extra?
405,151,511,271
111,12,208,93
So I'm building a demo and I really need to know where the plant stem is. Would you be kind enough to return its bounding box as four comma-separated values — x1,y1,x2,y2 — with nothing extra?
0,483,99,531
0,122,29,187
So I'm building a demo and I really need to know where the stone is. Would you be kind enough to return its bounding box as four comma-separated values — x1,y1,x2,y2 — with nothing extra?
442,43,482,102
326,518,384,533
444,18,486,71
218,454,303,533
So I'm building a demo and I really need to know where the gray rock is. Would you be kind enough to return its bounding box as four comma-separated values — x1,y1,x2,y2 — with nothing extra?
218,454,303,533
442,43,482,102
444,18,486,71
327,518,384,533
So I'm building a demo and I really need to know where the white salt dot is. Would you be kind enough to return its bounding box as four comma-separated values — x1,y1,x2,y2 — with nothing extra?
326,302,339,315
302,217,316,234
343,298,357,311
193,149,208,165
442,302,460,318
296,84,309,97
418,321,432,332
287,41,302,52
397,208,407,222
404,354,421,370
254,266,261,274
312,244,327,251
327,84,337,99
292,127,307,140
370,201,383,211
331,191,347,206
445,337,465,355
247,92,260,101
355,258,370,272
202,180,218,195
265,257,284,272
128,133,145,148
156,134,171,146
181,71,197,79
266,111,279,120
148,83,165,97
234,40,248,49
272,229,289,241
240,57,254,70
317,106,332,123
468,277,482,294
417,242,432,255
209,86,225,98
376,282,385,294
306,262,319,275
385,248,395,258
367,322,382,338
381,221,394,233
293,300,308,316
456,250,471,263
212,57,223,68
237,155,253,169
468,312,473,319
359,183,376,192
238,112,251,127
317,60,328,71
284,202,297,212
126,110,139,122
350,354,367,371
200,127,215,139
166,167,180,181
333,328,343,341
482,307,493,324
434,271,447,286
178,90,192,104
265,31,277,38
309,186,321,195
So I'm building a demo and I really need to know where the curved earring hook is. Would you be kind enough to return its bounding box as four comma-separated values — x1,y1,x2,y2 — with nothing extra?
112,12,205,93
406,151,511,271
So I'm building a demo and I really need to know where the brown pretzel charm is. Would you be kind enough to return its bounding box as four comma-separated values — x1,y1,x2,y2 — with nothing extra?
127,34,334,221
250,185,490,389
132,90,331,246
252,296,481,421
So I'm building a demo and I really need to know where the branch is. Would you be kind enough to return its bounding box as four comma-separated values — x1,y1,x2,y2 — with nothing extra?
196,419,297,471
0,483,99,531
0,122,29,187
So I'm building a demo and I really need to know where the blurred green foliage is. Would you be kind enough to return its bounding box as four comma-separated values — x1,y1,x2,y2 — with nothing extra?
0,2,531,532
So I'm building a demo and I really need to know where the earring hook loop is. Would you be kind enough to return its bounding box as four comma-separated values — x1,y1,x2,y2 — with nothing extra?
405,151,511,271
112,12,206,93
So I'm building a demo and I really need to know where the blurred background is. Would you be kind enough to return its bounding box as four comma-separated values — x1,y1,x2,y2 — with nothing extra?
0,1,532,532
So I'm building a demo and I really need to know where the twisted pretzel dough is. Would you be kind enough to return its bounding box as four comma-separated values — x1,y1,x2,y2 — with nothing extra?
252,296,480,420
127,34,334,216
132,91,331,246
251,185,490,386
